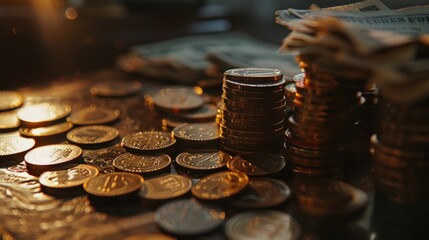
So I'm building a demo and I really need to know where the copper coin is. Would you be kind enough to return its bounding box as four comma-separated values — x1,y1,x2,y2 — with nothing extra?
172,123,219,142
227,153,286,176
152,87,204,113
191,171,249,201
224,68,283,83
83,172,144,197
175,150,231,171
139,173,192,200
67,125,119,145
20,122,73,138
122,131,176,153
113,152,171,174
69,105,120,125
0,91,23,111
17,102,71,127
39,164,99,189
0,136,35,159
90,80,142,97
0,111,20,131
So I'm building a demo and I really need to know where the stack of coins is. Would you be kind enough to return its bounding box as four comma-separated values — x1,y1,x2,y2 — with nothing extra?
83,172,144,199
372,98,429,205
172,123,219,150
220,68,286,153
284,64,364,177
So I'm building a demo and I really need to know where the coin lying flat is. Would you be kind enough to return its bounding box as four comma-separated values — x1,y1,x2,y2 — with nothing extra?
90,80,142,97
0,91,23,112
191,171,249,201
69,105,120,125
113,152,171,174
227,153,286,176
0,111,20,132
24,144,82,176
83,172,144,197
17,102,71,128
154,199,225,235
0,136,35,160
230,178,291,209
122,131,176,153
139,174,192,200
175,150,231,171
224,68,283,83
225,210,301,240
19,122,73,138
152,87,204,113
66,125,119,146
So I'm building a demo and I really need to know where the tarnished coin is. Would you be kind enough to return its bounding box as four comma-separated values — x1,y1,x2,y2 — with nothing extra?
17,102,71,128
152,87,204,113
39,164,99,189
172,123,219,142
139,173,192,200
227,153,286,176
24,144,82,176
230,178,291,209
0,91,23,111
69,105,120,125
83,172,144,197
19,122,73,138
175,104,218,122
113,152,171,174
154,199,225,235
123,233,176,240
225,210,301,240
175,150,231,171
0,136,35,160
224,68,283,83
0,111,20,132
90,80,142,97
67,125,119,146
122,131,176,153
191,171,249,201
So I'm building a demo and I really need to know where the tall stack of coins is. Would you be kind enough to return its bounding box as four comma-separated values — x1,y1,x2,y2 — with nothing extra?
372,98,429,205
220,68,286,153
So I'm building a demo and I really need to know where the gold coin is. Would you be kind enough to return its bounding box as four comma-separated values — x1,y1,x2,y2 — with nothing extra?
0,91,23,111
17,102,71,127
19,122,73,138
69,105,120,125
0,136,35,159
67,125,119,145
0,111,20,131
152,87,204,113
191,171,249,201
113,152,171,174
83,172,144,197
227,153,286,176
139,173,192,200
122,131,176,153
39,164,99,189
90,80,142,97
175,150,231,171
172,123,219,141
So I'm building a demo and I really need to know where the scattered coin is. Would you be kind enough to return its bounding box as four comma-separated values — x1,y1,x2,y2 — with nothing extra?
19,122,73,138
225,210,301,240
227,153,286,176
174,104,218,122
0,111,20,132
67,125,119,146
175,150,231,171
152,87,204,113
122,131,176,154
113,152,171,174
90,80,142,97
139,173,192,200
0,136,35,160
123,233,176,240
172,123,219,150
83,172,144,197
17,102,71,128
154,199,225,235
191,171,249,201
0,91,23,112
69,105,120,125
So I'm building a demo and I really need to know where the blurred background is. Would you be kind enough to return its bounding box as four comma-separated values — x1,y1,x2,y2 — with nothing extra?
0,0,424,88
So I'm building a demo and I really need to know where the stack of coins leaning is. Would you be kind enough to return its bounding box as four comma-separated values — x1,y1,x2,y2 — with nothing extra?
220,68,286,153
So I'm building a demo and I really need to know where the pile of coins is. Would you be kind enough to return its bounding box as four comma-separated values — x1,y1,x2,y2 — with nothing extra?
220,68,286,153
372,98,429,205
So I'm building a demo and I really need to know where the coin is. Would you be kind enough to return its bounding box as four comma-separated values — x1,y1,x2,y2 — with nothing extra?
113,152,171,174
225,210,301,240
227,153,286,176
175,150,231,171
90,80,142,97
39,164,99,190
154,199,225,235
24,144,83,176
191,171,249,201
122,131,176,153
0,136,35,160
19,122,73,138
69,105,120,125
223,78,286,92
224,68,283,83
123,233,176,240
67,125,119,146
83,172,144,197
0,91,23,112
17,102,71,128
172,123,219,142
174,104,218,122
230,178,291,209
0,111,20,132
139,173,192,200
152,87,204,113
293,73,305,82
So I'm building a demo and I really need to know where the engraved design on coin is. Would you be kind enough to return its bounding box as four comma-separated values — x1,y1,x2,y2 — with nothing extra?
122,131,175,151
25,144,82,165
139,174,192,200
113,153,171,173
173,123,219,141
84,172,144,197
176,150,231,170
39,164,99,188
